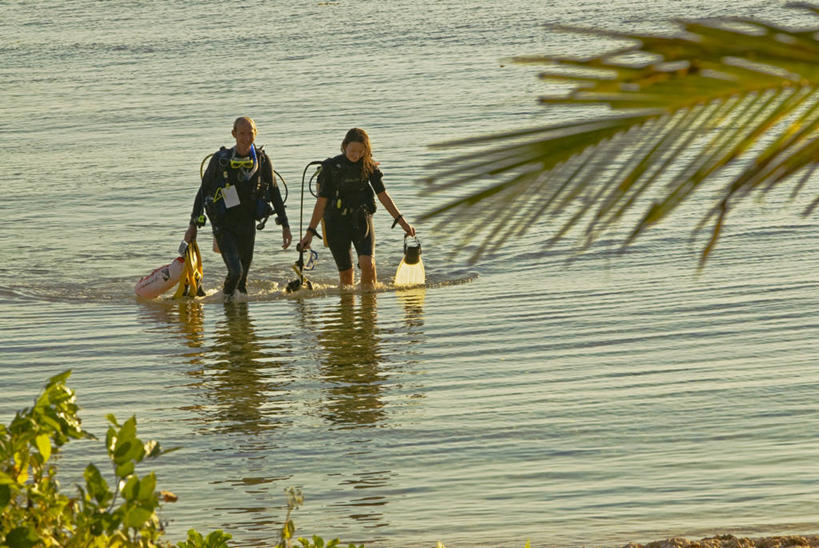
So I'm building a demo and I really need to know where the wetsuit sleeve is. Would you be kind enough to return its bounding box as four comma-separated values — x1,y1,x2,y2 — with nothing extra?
190,155,219,224
369,168,386,194
190,188,204,225
261,154,289,228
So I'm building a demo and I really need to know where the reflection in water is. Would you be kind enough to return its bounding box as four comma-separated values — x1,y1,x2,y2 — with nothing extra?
396,288,427,380
176,299,206,366
136,299,208,375
333,468,394,531
396,287,426,329
143,300,297,439
139,291,428,540
137,298,205,350
149,300,298,539
316,293,385,428
201,302,293,437
311,289,429,431
310,292,396,533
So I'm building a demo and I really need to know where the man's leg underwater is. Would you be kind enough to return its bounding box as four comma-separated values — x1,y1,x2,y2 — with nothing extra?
217,230,243,299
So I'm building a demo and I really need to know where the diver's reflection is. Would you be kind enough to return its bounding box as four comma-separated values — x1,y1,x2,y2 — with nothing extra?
203,302,290,436
176,299,206,364
316,292,386,428
396,287,425,328
137,299,206,363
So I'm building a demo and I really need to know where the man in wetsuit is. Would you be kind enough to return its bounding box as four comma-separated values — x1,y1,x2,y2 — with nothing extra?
184,117,291,302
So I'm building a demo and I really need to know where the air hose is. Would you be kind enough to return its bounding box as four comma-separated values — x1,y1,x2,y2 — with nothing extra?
286,161,324,292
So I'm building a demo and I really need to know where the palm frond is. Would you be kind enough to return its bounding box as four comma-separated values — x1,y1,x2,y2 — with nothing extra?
421,3,819,267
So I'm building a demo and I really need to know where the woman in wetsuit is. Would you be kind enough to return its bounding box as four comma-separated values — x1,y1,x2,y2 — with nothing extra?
298,128,415,288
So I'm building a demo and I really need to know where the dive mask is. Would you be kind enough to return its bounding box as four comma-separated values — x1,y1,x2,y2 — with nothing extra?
230,157,254,169
230,143,257,169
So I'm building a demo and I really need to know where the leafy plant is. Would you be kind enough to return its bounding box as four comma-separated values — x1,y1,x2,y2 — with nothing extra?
0,370,230,548
275,487,362,548
1,370,92,547
1,371,526,547
177,529,233,548
422,2,819,267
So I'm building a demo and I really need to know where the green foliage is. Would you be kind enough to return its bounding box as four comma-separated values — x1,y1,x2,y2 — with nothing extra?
177,529,233,548
1,370,94,547
422,3,819,267
0,371,524,547
274,487,362,548
0,370,229,548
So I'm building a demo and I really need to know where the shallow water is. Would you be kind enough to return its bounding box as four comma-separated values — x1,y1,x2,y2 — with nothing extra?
3,1,819,546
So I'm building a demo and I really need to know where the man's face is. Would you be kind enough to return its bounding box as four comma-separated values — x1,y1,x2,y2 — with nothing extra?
232,120,257,152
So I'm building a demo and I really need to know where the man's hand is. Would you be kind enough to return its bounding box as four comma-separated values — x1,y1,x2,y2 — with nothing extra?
282,227,292,249
184,224,197,243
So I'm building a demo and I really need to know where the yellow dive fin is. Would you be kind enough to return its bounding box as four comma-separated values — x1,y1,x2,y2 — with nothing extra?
394,257,425,287
173,241,204,298
394,235,425,287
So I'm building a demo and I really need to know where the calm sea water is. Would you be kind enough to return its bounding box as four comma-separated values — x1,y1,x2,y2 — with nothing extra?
3,1,819,546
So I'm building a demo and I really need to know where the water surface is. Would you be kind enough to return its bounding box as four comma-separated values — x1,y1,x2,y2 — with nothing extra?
2,1,819,546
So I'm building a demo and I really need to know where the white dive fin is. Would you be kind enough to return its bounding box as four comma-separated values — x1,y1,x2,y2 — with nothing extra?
394,257,425,287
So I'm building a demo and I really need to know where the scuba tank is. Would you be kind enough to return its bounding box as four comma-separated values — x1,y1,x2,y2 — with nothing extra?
285,161,324,293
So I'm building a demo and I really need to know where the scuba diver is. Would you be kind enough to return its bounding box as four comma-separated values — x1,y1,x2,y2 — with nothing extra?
184,117,291,302
298,128,415,289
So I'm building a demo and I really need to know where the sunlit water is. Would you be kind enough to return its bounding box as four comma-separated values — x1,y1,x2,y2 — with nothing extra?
3,1,819,546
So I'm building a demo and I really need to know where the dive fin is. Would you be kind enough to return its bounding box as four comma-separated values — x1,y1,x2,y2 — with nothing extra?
173,241,204,298
394,257,425,287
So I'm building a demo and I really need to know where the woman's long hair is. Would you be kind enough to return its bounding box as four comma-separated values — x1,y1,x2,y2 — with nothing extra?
341,128,377,178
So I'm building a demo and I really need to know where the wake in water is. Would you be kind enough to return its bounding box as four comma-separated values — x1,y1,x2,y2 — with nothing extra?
1,225,474,305
228,269,477,302
140,264,478,303
0,269,479,305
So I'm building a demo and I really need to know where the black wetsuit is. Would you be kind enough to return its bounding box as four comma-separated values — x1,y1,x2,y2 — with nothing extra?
190,146,288,295
318,154,386,271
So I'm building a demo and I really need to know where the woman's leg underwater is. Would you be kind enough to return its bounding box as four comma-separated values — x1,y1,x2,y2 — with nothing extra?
338,267,355,287
354,215,377,288
358,255,376,288
325,218,356,288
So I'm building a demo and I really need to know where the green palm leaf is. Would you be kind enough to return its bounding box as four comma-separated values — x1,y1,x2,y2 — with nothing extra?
421,2,819,267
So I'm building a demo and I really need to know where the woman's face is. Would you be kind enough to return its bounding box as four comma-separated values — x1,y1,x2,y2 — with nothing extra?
344,141,366,163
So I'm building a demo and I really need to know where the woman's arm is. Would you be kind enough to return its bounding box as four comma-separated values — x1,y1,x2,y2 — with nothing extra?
298,197,329,249
376,191,415,236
